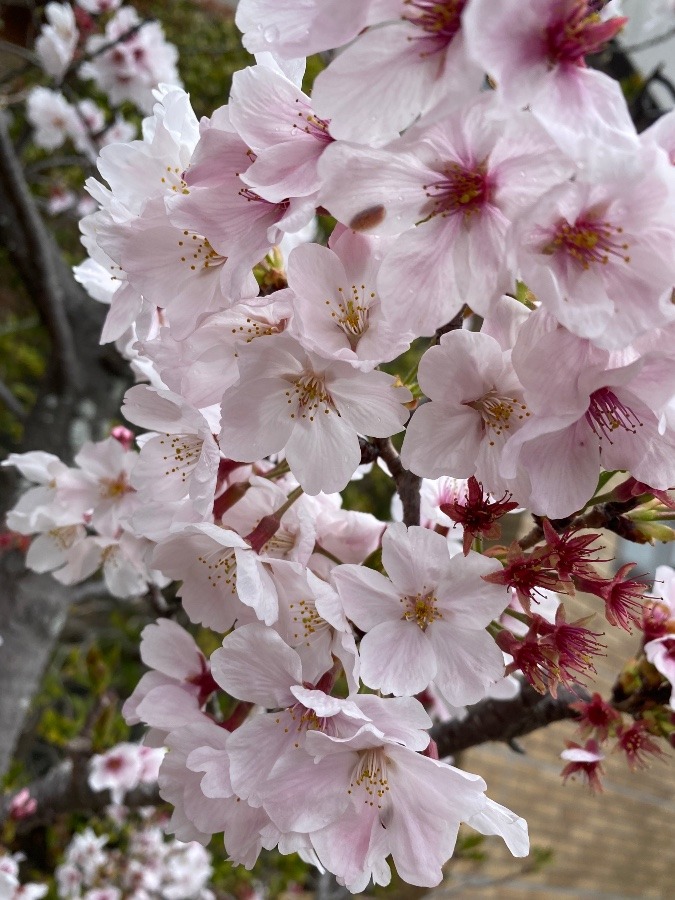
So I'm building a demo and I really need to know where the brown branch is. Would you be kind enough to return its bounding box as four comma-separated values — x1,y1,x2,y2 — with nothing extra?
430,680,588,759
0,111,79,391
374,438,421,527
0,758,161,833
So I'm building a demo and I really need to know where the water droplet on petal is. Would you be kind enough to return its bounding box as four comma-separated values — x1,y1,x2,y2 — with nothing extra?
264,25,279,43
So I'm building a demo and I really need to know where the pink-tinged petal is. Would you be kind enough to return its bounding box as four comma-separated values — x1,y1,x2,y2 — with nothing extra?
332,564,403,630
420,331,505,403
602,398,675,490
533,68,639,181
428,621,505,706
330,372,411,438
377,217,467,337
359,619,437,696
311,804,384,894
435,551,508,627
263,750,355,832
284,408,360,495
289,686,368,721
502,416,600,518
242,138,324,201
229,64,309,149
210,623,300,707
467,798,529,857
401,401,483,480
350,695,431,751
313,25,445,144
236,0,371,58
233,549,279,626
140,619,201,680
219,377,295,462
288,242,348,304
135,684,203,729
382,523,450,596
101,283,144,344
226,713,293,805
385,748,486,885
122,384,202,434
318,142,430,236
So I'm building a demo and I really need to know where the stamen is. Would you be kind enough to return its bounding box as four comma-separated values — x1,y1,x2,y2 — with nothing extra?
543,217,630,270
466,390,529,446
325,284,374,349
285,374,339,423
585,388,642,444
159,434,202,481
349,749,391,809
422,161,490,221
403,0,466,56
400,589,442,630
196,547,237,593
544,2,627,67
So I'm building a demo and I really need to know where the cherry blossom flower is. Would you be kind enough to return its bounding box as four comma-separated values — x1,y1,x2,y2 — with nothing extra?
463,0,638,176
286,228,411,370
152,523,276,629
401,329,530,496
80,7,180,113
513,160,675,349
570,692,622,741
439,475,519,555
319,94,570,335
219,333,411,495
35,2,78,78
333,523,508,704
575,563,649,631
615,721,666,770
645,636,675,710
561,739,605,792
122,385,220,518
310,0,483,145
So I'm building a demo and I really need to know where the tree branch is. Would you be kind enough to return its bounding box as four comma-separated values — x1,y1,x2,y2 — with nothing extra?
0,111,79,391
0,758,161,833
374,438,421,527
430,681,588,759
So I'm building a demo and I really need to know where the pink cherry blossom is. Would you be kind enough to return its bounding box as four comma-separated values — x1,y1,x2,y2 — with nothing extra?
319,95,571,335
463,0,639,176
332,523,509,704
401,329,530,496
218,333,411,495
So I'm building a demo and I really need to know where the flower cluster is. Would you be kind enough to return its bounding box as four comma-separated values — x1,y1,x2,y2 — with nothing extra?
55,819,213,899
6,0,675,891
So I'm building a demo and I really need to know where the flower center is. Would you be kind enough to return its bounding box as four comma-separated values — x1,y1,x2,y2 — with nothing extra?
177,231,227,273
542,216,630,270
585,388,642,444
159,434,203,482
348,748,391,809
197,546,237,593
401,589,441,630
403,0,466,55
544,2,627,66
422,161,490,221
292,100,333,144
288,597,327,645
325,284,374,349
466,390,529,446
48,525,81,550
100,472,133,499
161,164,189,195
285,374,339,423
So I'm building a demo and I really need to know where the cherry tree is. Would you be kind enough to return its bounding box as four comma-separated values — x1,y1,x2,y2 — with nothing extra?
2,0,675,895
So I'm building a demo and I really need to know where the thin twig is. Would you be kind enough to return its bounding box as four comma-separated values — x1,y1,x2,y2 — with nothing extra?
622,25,675,54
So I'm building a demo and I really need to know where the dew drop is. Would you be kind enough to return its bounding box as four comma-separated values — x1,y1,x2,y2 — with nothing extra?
264,25,279,43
